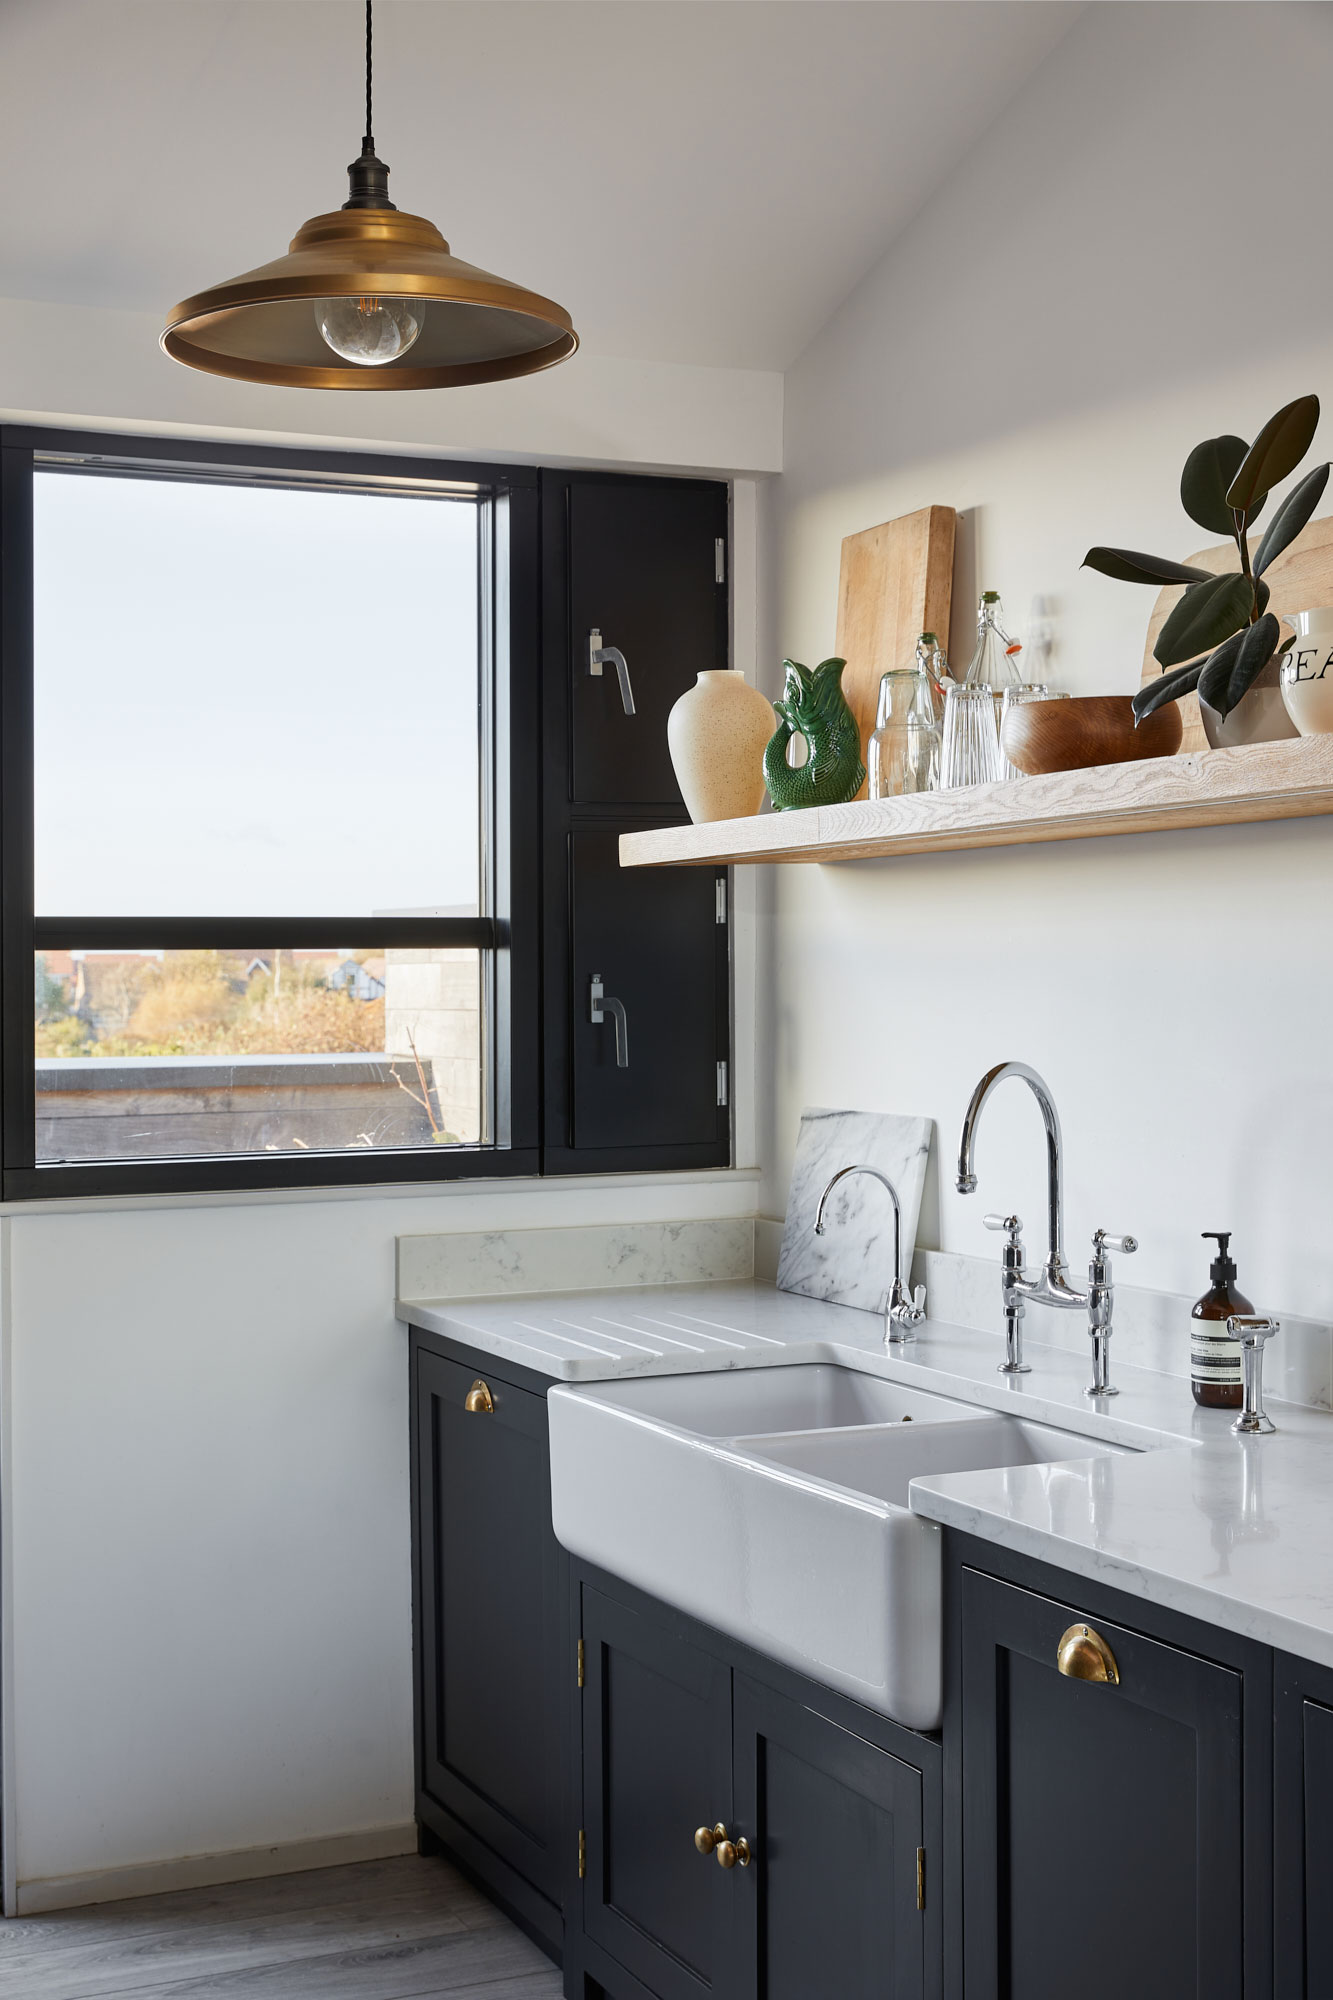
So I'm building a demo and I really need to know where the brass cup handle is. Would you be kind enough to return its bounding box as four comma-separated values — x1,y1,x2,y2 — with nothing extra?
1056,1621,1119,1685
464,1379,495,1414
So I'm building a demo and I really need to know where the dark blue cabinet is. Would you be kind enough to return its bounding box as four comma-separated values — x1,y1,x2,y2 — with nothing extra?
410,1330,568,1958
573,1568,935,2000
954,1551,1271,2000
1275,1652,1333,1998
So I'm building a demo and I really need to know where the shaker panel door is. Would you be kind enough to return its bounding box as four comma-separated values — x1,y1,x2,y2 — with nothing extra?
1276,1654,1333,1997
566,826,726,1159
566,479,728,808
582,1586,733,2000
728,1674,925,2000
413,1350,564,1908
961,1566,1245,2000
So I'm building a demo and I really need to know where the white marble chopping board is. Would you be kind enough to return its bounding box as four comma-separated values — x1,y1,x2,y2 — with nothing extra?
776,1107,933,1313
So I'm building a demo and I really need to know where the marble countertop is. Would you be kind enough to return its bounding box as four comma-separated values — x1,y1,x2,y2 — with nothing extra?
405,1278,1333,1669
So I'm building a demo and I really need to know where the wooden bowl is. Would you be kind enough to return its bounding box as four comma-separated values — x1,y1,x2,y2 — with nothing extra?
1001,694,1183,775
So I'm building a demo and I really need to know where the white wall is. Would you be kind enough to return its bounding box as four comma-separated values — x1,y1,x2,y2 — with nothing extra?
766,2,1333,1322
0,296,782,477
0,300,774,1901
1,1170,760,1903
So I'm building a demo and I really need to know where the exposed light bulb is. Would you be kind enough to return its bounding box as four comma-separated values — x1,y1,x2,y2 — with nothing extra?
315,295,424,366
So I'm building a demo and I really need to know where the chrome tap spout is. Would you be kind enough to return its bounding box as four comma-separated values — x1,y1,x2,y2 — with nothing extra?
815,1164,925,1345
957,1062,1137,1393
957,1060,1077,1295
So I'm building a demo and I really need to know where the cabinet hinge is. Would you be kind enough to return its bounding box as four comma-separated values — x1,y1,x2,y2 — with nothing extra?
916,1847,925,1911
716,1061,729,1108
579,1829,587,1880
715,537,726,585
715,875,727,925
577,1638,585,1688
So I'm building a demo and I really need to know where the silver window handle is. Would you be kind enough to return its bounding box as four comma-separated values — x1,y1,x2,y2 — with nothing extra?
589,972,629,1067
589,628,636,716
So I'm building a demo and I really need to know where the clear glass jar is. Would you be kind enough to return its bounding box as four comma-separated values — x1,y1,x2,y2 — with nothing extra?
963,592,1025,695
869,669,940,799
916,631,955,725
939,682,1002,789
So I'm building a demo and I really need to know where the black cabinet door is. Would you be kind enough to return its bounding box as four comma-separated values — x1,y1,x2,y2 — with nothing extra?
413,1349,564,1911
583,1586,733,2000
728,1674,925,2000
564,477,728,808
961,1566,1245,2000
1275,1654,1333,1997
568,827,726,1157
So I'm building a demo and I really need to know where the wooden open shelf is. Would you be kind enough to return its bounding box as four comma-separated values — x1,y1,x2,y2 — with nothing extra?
619,736,1333,868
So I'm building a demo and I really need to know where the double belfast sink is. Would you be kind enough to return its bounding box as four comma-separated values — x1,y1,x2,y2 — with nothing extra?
548,1363,1134,1730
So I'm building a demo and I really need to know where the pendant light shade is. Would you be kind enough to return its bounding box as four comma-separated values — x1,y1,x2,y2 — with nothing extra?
162,6,576,390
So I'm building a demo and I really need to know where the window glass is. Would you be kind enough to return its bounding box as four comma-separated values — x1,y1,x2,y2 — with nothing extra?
34,945,481,1161
33,473,481,917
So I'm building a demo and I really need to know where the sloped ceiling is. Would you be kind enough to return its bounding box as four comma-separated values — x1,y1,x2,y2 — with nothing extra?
1,0,1079,372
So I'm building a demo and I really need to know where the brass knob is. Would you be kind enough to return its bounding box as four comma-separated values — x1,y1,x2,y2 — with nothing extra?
717,1837,752,1869
464,1379,494,1414
694,1822,725,1855
1056,1621,1119,1685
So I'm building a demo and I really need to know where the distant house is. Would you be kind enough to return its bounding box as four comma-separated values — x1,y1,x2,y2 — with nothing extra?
328,958,386,1002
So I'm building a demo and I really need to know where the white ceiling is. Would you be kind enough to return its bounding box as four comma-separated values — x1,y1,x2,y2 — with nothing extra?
0,1,1079,372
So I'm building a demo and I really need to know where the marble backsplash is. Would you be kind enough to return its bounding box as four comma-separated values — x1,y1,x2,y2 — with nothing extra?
399,1214,1331,1413
398,1217,756,1305
912,1247,1332,1412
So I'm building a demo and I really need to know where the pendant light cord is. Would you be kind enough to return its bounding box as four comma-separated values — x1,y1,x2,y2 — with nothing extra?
364,0,374,146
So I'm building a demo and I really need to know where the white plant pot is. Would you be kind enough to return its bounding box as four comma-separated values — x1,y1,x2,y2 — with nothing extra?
1199,650,1298,748
1279,608,1333,736
667,670,775,823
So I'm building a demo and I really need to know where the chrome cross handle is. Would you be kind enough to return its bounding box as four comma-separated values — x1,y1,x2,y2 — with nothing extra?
1228,1315,1280,1436
984,1213,1030,1376
1085,1228,1137,1399
589,628,636,715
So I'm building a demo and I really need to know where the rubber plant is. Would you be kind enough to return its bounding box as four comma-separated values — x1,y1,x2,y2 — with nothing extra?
1082,395,1329,723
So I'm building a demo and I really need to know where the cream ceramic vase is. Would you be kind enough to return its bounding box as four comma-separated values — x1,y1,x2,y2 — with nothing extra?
667,670,775,823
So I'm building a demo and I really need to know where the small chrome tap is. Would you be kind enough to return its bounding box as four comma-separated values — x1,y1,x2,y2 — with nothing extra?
957,1061,1137,1395
1228,1315,1280,1435
814,1164,926,1345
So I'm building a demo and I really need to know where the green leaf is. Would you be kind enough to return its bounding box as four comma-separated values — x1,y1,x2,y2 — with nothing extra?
1195,629,1246,715
1153,571,1255,668
1181,436,1252,536
1199,613,1282,718
1254,462,1331,576
1254,576,1270,617
1226,394,1320,512
1132,659,1203,723
1082,547,1215,587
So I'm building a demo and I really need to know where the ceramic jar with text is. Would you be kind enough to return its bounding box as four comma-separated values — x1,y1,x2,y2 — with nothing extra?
667,670,776,823
1279,609,1333,735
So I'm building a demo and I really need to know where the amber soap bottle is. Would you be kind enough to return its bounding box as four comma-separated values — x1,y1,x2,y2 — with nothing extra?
1191,1232,1253,1409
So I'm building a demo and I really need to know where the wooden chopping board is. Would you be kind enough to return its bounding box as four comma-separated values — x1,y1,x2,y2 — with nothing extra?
835,504,956,797
1141,511,1333,753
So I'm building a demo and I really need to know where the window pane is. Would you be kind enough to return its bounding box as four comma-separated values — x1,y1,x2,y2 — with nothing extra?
34,472,481,916
35,946,481,1161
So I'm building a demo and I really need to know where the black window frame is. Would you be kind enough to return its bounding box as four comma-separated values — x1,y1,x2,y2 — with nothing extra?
0,425,543,1200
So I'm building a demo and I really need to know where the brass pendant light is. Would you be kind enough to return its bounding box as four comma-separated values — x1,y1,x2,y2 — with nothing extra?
162,1,577,390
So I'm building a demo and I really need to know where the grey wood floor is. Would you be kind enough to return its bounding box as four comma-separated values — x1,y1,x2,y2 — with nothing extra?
0,1855,564,2000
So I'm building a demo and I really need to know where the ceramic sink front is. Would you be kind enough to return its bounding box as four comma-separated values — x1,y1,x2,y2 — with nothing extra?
547,1366,1134,1730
